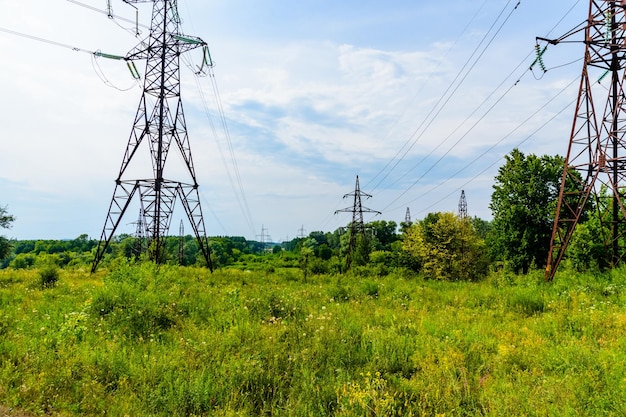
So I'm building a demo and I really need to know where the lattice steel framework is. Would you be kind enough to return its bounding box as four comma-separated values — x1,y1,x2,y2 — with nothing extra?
546,0,626,280
335,175,381,269
132,208,146,259
92,0,212,272
458,190,468,219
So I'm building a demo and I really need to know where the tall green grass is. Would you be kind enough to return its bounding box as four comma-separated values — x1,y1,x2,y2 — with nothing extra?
0,263,625,415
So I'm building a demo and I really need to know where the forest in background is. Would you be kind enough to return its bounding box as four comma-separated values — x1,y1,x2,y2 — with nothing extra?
0,149,614,280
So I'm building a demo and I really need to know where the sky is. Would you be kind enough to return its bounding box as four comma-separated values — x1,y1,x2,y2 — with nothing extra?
0,0,592,242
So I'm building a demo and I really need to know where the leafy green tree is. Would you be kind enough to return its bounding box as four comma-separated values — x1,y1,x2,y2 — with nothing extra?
309,231,328,246
471,217,492,240
300,238,316,281
0,205,15,261
403,212,488,281
353,233,371,267
367,220,399,251
488,149,565,274
316,244,333,260
566,222,605,271
566,186,619,271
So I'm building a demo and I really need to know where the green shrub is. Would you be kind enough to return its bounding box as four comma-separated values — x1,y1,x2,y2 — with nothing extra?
39,266,59,288
329,283,351,302
361,279,379,298
509,289,545,316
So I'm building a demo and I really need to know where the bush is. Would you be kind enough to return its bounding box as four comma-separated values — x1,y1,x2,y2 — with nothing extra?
508,289,545,316
39,266,59,288
361,280,379,298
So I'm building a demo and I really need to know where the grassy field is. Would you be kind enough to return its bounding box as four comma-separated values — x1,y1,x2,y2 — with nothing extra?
0,261,625,416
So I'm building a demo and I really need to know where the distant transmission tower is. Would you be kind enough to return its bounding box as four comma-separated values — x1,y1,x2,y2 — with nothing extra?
404,207,411,224
542,2,626,280
257,225,272,252
458,190,468,219
132,207,146,259
92,0,213,272
335,175,381,269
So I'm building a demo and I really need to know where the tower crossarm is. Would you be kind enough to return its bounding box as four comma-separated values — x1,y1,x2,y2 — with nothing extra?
92,0,213,272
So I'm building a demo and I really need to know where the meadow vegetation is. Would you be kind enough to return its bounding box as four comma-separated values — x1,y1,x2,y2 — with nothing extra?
0,262,625,416
1,148,625,415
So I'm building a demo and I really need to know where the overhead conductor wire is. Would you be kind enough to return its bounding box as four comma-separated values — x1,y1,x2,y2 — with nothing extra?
181,50,257,237
367,0,520,195
374,0,583,218
391,75,580,215
318,0,493,233
364,0,490,190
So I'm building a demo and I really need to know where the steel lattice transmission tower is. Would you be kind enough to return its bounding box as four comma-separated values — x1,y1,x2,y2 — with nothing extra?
131,208,146,259
335,175,381,269
458,190,468,219
545,1,626,280
92,0,213,272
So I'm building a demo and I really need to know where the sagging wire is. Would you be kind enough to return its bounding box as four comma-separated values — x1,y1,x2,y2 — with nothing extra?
0,25,142,90
415,90,578,217
529,42,581,79
363,0,491,191
65,0,145,37
91,52,140,91
368,0,520,195
173,36,214,75
92,50,142,89
116,2,141,38
181,53,257,237
389,76,579,214
195,45,214,76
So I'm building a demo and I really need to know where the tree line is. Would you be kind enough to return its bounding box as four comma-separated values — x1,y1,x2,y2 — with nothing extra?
0,148,616,279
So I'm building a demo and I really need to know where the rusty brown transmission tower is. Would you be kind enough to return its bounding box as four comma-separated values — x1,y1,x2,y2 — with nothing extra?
92,0,213,272
545,1,626,280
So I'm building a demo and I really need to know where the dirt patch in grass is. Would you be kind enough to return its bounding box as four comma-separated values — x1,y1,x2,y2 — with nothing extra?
0,406,35,417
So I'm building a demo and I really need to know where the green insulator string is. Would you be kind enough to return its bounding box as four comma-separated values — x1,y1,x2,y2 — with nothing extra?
598,70,610,83
197,45,214,74
94,50,125,60
173,34,203,45
530,43,547,73
127,61,141,80
171,6,181,24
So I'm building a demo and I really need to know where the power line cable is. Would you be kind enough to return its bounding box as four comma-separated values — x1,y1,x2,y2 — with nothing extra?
387,75,579,213
175,1,257,238
368,1,519,194
65,0,149,33
415,91,578,217
0,26,95,54
377,0,584,213
364,0,490,189
209,71,257,236
182,55,257,237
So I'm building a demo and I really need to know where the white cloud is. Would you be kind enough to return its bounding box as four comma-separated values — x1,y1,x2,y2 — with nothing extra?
0,0,591,240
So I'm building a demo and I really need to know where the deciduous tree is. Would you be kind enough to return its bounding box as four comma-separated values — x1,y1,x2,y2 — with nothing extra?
0,205,15,261
488,149,564,273
403,212,488,281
